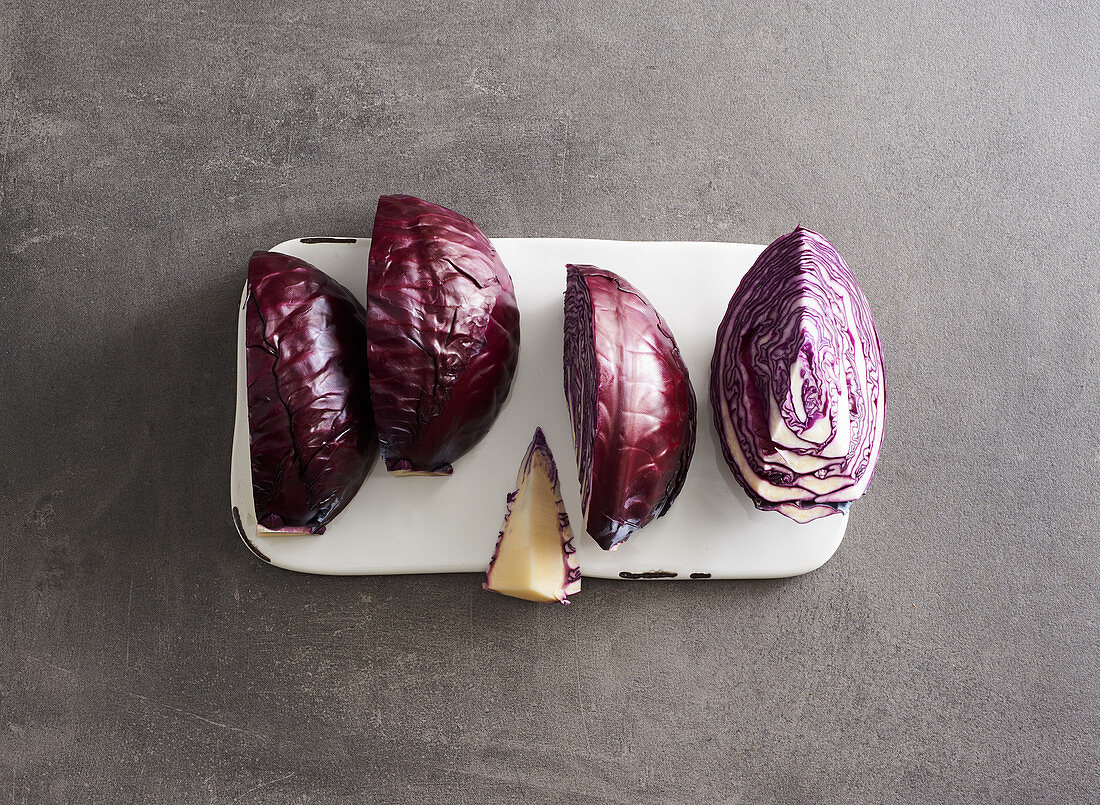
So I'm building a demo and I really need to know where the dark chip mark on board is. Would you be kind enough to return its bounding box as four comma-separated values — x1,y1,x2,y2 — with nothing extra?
233,507,271,563
619,570,678,579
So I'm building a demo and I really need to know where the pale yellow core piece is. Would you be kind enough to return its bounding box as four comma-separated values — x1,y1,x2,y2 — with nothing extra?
486,457,567,603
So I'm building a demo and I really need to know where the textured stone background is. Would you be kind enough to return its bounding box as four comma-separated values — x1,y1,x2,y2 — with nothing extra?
1,1,1097,802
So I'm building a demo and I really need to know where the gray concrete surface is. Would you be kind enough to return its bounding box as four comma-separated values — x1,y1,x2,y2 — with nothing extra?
1,0,1097,802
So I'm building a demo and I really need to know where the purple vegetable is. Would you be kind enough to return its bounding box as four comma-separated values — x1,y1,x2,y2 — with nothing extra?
483,427,582,604
246,251,377,533
710,226,885,523
563,265,696,550
367,195,520,475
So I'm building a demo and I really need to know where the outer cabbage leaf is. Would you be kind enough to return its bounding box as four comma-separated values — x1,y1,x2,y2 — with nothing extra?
367,195,520,475
563,264,696,550
710,226,885,523
246,251,377,533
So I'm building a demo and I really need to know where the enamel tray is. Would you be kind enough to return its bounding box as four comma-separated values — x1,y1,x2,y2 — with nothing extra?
231,237,847,580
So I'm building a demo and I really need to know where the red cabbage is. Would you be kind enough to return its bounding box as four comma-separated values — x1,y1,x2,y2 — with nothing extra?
563,265,696,550
367,195,520,475
246,251,378,533
710,226,885,523
482,427,582,604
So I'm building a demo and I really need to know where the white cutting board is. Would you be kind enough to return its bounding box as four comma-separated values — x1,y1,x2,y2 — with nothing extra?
230,237,847,580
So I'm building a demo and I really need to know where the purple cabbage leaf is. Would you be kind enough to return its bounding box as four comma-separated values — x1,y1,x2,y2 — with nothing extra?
710,226,885,523
246,250,378,533
367,195,520,475
563,264,696,550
